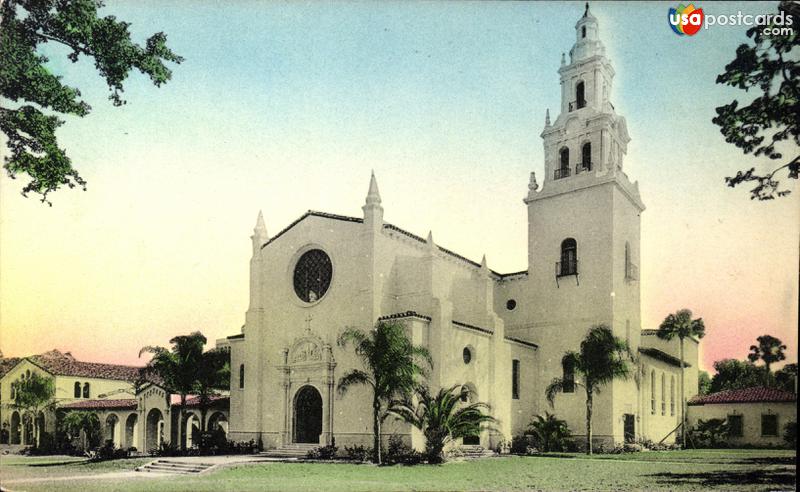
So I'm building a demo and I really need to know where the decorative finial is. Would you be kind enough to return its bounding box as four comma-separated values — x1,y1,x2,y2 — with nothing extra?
584,2,590,17
528,172,539,192
561,52,566,65
545,108,551,126
254,210,266,232
480,254,488,270
365,170,382,206
426,230,436,250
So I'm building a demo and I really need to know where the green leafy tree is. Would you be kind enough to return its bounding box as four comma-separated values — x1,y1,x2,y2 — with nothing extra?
698,370,712,395
336,321,432,464
710,359,772,393
775,363,797,392
388,385,496,464
656,309,705,448
713,1,799,200
61,410,101,451
747,335,787,374
139,331,206,451
11,372,55,447
0,0,183,204
545,325,633,455
524,412,573,452
194,347,230,433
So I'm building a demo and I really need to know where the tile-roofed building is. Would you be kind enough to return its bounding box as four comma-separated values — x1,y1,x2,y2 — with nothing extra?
61,398,138,410
689,387,797,406
29,351,142,382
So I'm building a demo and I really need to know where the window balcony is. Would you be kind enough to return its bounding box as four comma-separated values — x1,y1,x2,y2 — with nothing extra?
576,161,592,173
554,167,571,180
568,100,586,112
556,259,578,277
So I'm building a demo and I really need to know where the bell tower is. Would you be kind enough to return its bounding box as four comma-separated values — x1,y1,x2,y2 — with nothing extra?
521,4,646,444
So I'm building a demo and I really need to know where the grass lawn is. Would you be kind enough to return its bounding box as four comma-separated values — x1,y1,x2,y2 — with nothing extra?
0,449,795,492
0,455,152,481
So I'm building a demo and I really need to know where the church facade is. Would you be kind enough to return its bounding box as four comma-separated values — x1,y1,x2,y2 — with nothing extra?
226,8,699,451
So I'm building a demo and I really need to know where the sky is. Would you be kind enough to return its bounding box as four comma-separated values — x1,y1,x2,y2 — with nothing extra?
0,1,797,374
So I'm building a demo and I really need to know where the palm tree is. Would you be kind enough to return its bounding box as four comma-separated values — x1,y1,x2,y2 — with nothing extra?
525,412,573,452
545,325,633,455
388,385,496,464
656,309,705,448
337,321,432,464
61,410,101,452
747,335,787,374
139,331,207,451
194,347,231,433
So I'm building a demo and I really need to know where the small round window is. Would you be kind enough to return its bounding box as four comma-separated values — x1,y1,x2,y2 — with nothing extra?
293,249,332,303
506,299,517,311
463,347,472,364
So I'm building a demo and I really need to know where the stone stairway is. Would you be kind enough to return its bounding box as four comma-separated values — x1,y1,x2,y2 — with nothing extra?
136,459,216,474
260,443,318,459
457,445,497,459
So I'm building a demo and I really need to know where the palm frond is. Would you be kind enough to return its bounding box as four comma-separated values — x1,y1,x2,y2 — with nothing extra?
336,369,374,396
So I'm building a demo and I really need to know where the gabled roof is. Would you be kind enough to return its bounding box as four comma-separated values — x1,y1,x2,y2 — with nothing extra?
260,210,527,278
27,350,142,382
689,387,797,406
638,347,690,368
61,399,138,410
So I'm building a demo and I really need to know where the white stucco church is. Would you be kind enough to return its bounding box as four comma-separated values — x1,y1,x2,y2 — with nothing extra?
225,6,699,452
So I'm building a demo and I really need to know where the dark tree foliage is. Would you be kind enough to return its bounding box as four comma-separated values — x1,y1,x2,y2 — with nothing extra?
0,0,183,204
709,359,771,393
747,334,787,373
713,1,799,200
775,363,797,392
698,370,712,395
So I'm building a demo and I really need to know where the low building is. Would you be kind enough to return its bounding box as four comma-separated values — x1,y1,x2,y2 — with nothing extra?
687,387,796,447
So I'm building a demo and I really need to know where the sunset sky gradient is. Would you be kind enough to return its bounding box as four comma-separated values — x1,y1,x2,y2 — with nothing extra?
1,1,797,374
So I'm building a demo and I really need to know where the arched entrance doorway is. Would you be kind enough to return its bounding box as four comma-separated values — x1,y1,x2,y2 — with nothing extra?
125,414,138,450
183,413,200,449
293,385,322,444
10,411,20,444
145,409,164,452
461,383,480,445
105,414,120,447
208,412,228,436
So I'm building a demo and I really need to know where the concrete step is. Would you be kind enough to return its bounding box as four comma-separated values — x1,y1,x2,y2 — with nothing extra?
260,443,319,458
135,459,216,475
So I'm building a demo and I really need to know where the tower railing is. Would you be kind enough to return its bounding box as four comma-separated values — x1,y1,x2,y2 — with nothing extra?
554,167,571,180
576,161,593,173
556,259,578,277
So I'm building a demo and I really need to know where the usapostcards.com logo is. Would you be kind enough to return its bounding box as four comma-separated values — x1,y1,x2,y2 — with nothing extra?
668,4,795,37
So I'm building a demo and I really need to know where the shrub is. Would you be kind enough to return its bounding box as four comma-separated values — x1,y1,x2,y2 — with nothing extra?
306,443,338,460
510,435,531,455
344,445,372,462
150,441,180,457
525,413,574,452
784,422,796,449
384,435,423,465
688,418,730,448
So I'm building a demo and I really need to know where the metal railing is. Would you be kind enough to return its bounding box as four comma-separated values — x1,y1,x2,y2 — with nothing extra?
554,167,571,180
556,259,578,277
625,263,639,281
576,161,592,173
568,100,586,112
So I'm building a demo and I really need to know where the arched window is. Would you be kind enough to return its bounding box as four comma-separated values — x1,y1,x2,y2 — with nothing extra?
563,358,575,393
10,383,16,400
650,370,656,414
556,147,570,179
582,26,586,38
559,238,578,276
576,81,586,109
83,383,90,398
26,370,31,378
74,382,81,398
661,373,666,415
670,377,676,416
581,142,591,171
239,364,245,389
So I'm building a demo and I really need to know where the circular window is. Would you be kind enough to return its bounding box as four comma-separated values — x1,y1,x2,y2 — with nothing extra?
506,299,517,311
462,347,472,364
293,249,332,303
